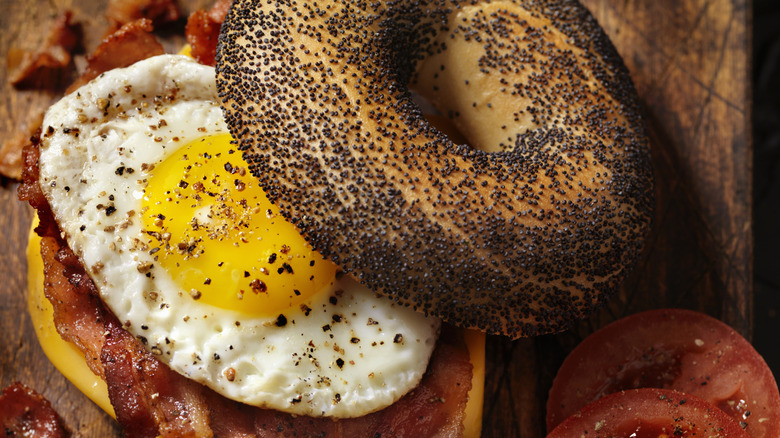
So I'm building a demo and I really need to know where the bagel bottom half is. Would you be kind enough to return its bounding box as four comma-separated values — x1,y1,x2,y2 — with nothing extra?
26,219,486,436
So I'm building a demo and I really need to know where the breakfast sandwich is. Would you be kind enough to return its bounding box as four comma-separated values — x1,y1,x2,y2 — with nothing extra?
16,0,653,435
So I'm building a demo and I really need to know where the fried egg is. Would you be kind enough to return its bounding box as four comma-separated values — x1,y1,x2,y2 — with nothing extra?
36,54,440,418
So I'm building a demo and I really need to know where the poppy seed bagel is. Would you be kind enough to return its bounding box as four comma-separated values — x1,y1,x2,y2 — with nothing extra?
215,0,654,338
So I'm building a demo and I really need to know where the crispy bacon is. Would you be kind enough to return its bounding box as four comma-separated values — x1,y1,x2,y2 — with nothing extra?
102,320,220,437
67,19,164,94
41,234,113,379
186,0,233,66
106,0,181,31
18,130,54,231
7,11,82,90
19,136,108,378
185,10,220,66
103,320,471,437
0,382,70,437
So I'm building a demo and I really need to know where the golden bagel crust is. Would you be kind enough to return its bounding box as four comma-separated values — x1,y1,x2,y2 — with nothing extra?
215,0,654,338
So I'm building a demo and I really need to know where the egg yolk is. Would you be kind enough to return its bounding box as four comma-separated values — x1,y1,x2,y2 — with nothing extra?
142,133,338,316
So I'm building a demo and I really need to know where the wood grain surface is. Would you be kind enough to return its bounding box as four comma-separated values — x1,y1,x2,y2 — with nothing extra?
0,0,750,437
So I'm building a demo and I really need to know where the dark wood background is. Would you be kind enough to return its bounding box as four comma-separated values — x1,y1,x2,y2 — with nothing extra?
0,0,751,436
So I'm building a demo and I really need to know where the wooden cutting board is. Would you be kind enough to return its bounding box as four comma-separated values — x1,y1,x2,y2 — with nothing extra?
0,0,750,436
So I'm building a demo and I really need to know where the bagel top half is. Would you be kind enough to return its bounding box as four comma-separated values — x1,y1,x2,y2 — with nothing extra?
215,0,654,338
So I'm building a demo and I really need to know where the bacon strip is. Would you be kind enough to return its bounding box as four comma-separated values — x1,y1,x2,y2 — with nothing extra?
7,11,82,90
106,0,181,31
67,19,164,94
0,382,70,437
105,321,470,437
20,135,473,437
185,0,233,66
102,319,213,437
185,10,221,66
20,136,109,377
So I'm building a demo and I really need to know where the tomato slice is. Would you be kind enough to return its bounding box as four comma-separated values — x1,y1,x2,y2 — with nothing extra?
546,309,780,437
547,388,750,437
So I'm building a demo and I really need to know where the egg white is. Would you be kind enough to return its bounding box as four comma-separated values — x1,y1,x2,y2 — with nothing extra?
37,54,440,418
